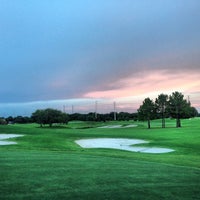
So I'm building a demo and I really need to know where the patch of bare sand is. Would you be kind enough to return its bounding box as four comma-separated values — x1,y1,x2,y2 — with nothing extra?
0,134,24,145
75,138,174,154
99,124,137,128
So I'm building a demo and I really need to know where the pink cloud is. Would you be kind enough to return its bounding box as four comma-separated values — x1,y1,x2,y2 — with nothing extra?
84,70,200,110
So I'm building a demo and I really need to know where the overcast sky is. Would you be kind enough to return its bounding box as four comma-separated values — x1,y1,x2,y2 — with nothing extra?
0,0,200,116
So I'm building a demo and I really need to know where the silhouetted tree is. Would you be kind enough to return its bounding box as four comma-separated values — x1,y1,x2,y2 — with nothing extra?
5,116,14,124
14,116,32,124
0,118,7,125
138,98,156,129
189,106,198,118
32,108,68,127
155,94,168,128
168,91,188,127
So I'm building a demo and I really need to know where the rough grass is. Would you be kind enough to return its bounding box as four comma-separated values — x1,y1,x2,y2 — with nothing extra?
0,118,200,199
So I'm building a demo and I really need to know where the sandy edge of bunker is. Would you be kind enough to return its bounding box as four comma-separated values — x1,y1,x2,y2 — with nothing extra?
0,134,24,145
98,125,138,128
75,138,175,154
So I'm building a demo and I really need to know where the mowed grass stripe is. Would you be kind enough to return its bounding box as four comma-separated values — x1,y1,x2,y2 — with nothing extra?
0,151,199,200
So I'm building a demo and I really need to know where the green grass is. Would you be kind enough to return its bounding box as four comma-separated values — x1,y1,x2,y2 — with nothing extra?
0,118,200,199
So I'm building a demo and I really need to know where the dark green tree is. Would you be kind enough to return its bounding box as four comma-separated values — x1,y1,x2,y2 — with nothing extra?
138,98,155,129
189,106,198,118
31,109,46,127
0,118,7,125
5,116,14,124
13,116,32,124
155,94,168,128
31,108,68,127
168,91,188,128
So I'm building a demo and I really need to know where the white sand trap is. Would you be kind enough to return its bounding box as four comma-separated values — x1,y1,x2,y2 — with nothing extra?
99,124,137,128
99,125,122,128
0,134,24,145
75,138,174,154
123,124,138,128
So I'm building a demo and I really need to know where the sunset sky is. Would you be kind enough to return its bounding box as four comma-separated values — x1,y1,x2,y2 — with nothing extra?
0,0,200,116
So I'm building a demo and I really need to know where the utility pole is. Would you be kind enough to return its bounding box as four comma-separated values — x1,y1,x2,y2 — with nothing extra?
63,105,66,113
187,95,190,103
114,101,117,121
95,101,98,119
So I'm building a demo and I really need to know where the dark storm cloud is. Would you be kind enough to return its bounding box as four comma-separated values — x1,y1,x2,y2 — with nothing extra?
0,0,200,103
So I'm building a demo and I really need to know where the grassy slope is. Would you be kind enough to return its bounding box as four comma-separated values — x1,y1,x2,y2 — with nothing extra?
0,118,200,199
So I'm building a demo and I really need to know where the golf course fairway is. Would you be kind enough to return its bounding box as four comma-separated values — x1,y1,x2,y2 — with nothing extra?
0,118,199,199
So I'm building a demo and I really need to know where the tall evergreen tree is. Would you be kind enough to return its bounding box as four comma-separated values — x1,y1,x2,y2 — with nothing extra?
168,91,188,128
155,94,168,128
138,98,155,129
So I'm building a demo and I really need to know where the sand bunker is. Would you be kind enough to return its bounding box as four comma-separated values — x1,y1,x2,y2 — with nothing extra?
99,124,137,128
0,134,24,145
75,138,174,154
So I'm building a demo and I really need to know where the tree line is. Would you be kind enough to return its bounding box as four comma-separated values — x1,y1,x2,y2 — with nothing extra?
0,91,198,127
0,111,138,126
137,91,198,128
